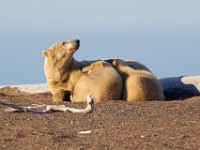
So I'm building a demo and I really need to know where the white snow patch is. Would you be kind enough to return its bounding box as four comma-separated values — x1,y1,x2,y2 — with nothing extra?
0,83,49,94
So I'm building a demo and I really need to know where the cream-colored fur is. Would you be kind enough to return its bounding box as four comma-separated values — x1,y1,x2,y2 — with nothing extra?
112,60,164,102
71,61,123,102
42,40,124,102
81,59,151,73
42,40,83,101
42,39,159,102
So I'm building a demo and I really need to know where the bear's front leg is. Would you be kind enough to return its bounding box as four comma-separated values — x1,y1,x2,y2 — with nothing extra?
52,91,63,102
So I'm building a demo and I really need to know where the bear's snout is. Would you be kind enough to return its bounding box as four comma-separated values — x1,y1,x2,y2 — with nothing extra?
68,39,79,44
75,39,80,43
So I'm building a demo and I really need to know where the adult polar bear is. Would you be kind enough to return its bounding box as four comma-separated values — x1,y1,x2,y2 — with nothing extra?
42,40,122,102
42,39,164,102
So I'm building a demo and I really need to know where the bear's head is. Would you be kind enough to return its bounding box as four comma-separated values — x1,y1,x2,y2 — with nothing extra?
42,39,80,62
42,39,80,81
112,60,128,67
82,61,111,74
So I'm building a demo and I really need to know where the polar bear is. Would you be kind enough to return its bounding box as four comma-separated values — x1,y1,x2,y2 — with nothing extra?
42,39,83,101
42,39,156,102
112,60,164,102
71,61,123,102
42,40,123,102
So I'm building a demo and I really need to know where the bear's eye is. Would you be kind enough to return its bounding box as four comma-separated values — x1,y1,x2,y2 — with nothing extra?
62,42,66,45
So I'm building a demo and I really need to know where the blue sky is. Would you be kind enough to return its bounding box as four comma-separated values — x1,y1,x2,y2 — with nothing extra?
0,0,200,85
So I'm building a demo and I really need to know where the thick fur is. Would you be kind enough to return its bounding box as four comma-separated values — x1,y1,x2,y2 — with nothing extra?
71,61,123,102
42,40,84,101
81,59,151,73
42,40,125,102
42,39,157,102
112,60,164,102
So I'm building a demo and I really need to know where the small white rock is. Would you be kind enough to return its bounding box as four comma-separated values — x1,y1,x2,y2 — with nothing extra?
79,130,92,134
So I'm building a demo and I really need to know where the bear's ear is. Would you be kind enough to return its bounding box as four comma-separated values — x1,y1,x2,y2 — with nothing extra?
91,62,95,68
100,61,108,67
42,50,48,57
112,60,118,66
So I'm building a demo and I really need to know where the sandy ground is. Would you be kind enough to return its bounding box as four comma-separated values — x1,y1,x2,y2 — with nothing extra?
0,87,200,150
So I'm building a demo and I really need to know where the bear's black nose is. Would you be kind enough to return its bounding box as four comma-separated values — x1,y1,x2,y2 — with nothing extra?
75,39,80,43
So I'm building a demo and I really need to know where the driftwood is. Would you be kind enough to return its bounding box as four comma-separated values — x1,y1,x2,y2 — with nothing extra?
160,75,200,100
0,95,94,114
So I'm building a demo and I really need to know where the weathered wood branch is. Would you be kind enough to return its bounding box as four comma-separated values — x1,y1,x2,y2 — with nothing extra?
160,75,200,100
0,95,94,113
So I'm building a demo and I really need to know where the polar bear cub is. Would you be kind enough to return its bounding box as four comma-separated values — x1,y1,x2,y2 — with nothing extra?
112,60,164,102
71,61,123,102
